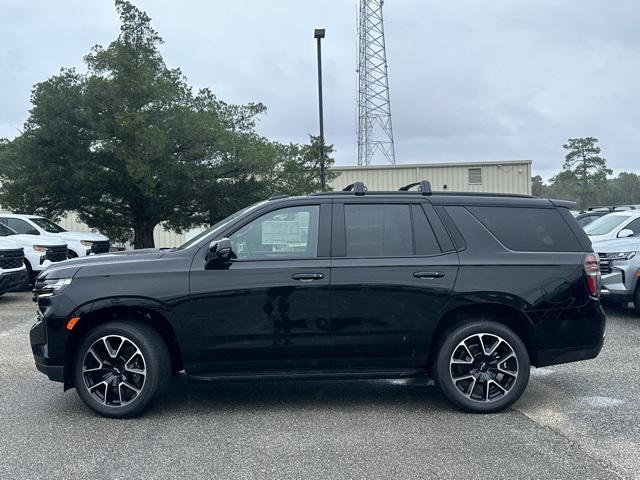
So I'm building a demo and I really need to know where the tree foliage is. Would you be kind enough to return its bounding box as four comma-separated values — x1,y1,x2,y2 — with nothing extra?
0,0,332,248
533,137,640,210
560,137,611,208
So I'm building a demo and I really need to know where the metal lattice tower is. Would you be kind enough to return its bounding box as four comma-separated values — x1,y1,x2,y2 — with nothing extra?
357,0,396,165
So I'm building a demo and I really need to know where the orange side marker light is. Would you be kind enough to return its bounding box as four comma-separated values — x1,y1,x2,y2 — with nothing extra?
66,317,81,330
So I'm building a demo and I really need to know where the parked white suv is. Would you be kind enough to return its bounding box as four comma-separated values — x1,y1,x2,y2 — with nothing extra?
0,214,110,258
0,221,68,285
0,237,28,295
583,211,640,242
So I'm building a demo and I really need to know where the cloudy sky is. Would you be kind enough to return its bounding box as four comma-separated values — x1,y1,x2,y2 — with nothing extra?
1,0,639,180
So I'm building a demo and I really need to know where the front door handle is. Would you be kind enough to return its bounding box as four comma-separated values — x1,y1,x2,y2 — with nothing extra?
413,271,445,279
292,273,324,281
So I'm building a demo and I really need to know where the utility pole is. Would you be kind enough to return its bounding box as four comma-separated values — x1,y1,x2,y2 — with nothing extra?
314,28,326,190
357,0,396,165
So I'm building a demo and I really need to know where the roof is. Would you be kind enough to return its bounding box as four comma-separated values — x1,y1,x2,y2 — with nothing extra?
0,213,42,219
331,159,532,171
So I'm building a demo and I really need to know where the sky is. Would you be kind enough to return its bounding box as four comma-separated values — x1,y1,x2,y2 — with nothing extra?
1,0,639,180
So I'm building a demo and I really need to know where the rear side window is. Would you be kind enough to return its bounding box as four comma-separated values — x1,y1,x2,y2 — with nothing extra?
467,206,581,252
344,204,412,257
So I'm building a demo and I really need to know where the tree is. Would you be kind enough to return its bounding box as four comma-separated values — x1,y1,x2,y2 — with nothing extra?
531,175,548,197
561,137,611,209
0,1,331,248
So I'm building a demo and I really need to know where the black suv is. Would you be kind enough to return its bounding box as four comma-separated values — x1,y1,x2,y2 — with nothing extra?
30,181,605,418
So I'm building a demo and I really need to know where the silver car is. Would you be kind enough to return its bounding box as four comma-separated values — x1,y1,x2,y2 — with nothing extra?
593,237,640,314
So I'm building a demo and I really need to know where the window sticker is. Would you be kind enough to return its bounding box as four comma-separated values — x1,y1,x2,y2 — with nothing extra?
262,220,304,245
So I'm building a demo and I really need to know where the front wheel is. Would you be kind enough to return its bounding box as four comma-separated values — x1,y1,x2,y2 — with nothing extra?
634,287,640,315
435,321,530,413
73,321,170,418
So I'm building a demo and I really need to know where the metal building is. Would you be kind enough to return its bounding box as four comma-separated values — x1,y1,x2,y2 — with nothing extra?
330,160,532,195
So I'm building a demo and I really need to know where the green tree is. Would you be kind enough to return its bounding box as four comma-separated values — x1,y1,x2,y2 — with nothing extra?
531,175,548,197
0,1,330,248
561,137,611,209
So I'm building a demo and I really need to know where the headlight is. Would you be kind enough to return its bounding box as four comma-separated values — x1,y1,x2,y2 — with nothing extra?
609,251,637,261
80,240,93,247
33,245,46,253
35,277,73,297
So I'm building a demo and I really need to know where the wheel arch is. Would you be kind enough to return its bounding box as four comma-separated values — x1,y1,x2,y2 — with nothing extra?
427,302,538,372
63,299,184,389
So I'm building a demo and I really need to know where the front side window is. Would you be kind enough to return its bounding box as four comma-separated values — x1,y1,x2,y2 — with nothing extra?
622,218,640,236
230,205,320,260
344,204,413,257
29,217,66,233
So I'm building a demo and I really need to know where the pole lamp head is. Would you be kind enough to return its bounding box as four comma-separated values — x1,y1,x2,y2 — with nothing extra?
314,28,326,39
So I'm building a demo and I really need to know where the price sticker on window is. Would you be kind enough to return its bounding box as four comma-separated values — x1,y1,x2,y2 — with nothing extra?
262,221,303,245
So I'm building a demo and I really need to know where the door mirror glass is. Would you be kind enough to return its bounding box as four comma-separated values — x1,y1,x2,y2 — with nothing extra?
205,238,235,269
618,228,634,238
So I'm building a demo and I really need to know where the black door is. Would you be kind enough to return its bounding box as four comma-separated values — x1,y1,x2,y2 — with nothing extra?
330,201,459,368
186,202,332,373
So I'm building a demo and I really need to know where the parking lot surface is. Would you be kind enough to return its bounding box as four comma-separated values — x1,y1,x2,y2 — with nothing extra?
1,291,638,479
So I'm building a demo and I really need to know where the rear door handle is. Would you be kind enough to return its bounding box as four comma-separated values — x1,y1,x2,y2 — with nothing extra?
413,271,445,279
292,273,324,281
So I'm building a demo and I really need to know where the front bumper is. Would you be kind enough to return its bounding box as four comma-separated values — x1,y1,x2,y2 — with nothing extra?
0,268,28,293
30,313,65,382
599,262,639,302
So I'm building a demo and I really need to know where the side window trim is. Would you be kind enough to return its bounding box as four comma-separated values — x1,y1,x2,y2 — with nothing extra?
422,203,455,252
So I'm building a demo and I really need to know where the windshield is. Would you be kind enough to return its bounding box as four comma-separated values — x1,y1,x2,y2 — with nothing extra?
584,215,629,235
29,217,66,233
0,222,17,237
177,201,268,250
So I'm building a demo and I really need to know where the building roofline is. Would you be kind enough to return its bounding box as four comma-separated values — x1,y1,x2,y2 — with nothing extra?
331,160,532,171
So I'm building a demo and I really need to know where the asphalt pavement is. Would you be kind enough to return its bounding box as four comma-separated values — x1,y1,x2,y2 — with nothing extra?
0,291,638,479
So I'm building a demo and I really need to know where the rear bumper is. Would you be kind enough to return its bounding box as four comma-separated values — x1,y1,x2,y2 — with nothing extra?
529,300,606,368
0,269,28,293
536,334,605,368
30,317,64,382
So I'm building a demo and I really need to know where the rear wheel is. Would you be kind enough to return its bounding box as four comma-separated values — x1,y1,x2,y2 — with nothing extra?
435,320,530,413
73,321,170,418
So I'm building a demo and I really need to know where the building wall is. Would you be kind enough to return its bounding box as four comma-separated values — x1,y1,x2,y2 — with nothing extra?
329,160,532,195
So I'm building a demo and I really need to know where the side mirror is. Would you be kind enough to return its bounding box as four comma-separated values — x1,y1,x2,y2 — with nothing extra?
618,229,634,238
205,238,235,269
26,229,40,235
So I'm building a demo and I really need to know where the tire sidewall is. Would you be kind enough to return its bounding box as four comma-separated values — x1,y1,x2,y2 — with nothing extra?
436,320,530,413
73,321,167,418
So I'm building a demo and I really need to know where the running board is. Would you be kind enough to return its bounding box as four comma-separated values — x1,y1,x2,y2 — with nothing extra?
188,368,427,383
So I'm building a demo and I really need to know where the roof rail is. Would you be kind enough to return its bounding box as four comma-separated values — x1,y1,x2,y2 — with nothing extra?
399,180,432,195
342,182,367,196
269,193,289,201
587,205,637,212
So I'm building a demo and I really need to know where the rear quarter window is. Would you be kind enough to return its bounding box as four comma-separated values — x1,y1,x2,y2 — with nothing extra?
467,206,582,252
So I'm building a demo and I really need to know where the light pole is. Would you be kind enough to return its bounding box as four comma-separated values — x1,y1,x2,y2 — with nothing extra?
314,28,326,190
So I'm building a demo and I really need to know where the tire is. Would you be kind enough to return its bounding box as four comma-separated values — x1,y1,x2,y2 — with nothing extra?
634,287,640,315
435,320,530,413
73,321,171,418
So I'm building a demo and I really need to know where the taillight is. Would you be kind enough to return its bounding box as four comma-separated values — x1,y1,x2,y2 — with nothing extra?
584,254,600,297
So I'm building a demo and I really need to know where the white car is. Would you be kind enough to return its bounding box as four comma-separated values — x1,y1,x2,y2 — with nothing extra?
0,237,28,295
0,214,110,258
583,211,640,242
0,221,68,284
